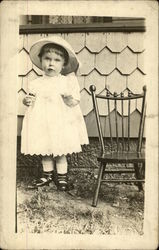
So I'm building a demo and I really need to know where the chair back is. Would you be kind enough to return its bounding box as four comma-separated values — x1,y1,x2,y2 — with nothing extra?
89,85,146,155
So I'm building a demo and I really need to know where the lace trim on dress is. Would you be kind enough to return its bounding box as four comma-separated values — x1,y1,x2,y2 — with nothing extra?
21,142,89,157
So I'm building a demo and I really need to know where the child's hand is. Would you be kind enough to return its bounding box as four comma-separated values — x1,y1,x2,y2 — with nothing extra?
62,95,79,107
23,94,36,107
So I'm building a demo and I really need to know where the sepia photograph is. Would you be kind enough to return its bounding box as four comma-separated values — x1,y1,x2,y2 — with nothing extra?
17,14,146,235
0,1,158,249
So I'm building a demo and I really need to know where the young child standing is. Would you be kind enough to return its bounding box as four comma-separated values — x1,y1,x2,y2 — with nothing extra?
21,36,89,191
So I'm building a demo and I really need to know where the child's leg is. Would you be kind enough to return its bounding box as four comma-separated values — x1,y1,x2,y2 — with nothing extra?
28,155,55,189
37,156,55,185
42,155,55,172
56,155,67,174
55,155,68,191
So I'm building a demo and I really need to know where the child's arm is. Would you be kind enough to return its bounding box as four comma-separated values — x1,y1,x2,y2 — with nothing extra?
23,81,36,107
62,73,80,107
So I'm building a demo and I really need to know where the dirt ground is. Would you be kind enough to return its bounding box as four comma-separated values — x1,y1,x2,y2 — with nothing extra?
17,153,144,235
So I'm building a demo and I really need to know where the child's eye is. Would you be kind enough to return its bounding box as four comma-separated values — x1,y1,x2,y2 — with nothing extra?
44,57,50,61
55,58,61,62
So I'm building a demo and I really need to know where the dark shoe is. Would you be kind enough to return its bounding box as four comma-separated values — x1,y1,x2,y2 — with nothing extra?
28,171,54,189
57,173,68,191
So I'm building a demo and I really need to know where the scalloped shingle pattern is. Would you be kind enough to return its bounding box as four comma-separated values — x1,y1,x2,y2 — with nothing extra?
18,32,145,136
95,48,116,75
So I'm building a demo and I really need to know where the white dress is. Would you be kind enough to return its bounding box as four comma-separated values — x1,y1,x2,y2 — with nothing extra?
21,73,89,156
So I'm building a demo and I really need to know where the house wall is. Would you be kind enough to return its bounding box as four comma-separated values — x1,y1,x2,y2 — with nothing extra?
18,31,145,137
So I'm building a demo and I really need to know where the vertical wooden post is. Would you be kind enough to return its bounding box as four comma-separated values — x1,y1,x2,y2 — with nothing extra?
90,85,105,156
114,92,119,151
137,86,147,152
128,91,131,151
121,92,125,151
107,91,113,152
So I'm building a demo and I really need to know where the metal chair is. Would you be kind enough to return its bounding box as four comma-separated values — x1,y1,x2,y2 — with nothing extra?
89,85,146,207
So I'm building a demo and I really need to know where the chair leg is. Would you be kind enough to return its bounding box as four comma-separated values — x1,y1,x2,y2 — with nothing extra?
142,162,145,179
134,163,143,191
92,162,105,207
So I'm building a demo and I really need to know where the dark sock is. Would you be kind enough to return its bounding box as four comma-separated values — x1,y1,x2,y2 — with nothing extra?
43,171,53,176
57,173,67,183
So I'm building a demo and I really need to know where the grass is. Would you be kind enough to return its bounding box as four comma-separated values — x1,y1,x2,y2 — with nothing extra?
17,139,144,234
17,167,144,234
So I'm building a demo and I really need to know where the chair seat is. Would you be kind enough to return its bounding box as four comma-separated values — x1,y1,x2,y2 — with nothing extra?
98,151,145,164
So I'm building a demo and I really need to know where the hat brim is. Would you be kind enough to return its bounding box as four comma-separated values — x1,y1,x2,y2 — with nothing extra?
29,36,81,75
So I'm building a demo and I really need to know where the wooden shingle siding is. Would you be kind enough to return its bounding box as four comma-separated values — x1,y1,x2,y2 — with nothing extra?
85,70,106,94
18,49,32,76
127,69,145,93
106,69,127,93
21,70,39,93
77,75,85,91
95,48,116,75
77,48,95,75
117,47,138,74
65,33,85,53
80,89,93,116
128,32,145,52
85,33,106,53
18,31,145,137
23,34,43,52
107,32,128,52
137,51,145,74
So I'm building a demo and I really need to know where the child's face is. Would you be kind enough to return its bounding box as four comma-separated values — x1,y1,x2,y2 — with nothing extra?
41,50,65,77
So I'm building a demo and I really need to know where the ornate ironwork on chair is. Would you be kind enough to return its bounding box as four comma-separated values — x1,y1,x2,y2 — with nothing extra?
89,85,146,207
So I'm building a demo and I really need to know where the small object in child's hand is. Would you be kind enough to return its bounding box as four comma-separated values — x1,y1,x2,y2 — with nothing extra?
62,95,77,107
29,92,36,97
62,93,72,98
23,93,36,106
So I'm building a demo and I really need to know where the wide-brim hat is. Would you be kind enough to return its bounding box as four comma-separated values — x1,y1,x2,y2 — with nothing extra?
29,36,81,75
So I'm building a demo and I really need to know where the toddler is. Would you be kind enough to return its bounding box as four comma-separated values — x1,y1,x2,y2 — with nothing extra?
21,36,89,191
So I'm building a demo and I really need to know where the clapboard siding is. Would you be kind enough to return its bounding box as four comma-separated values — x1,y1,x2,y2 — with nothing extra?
18,31,146,137
85,110,144,138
